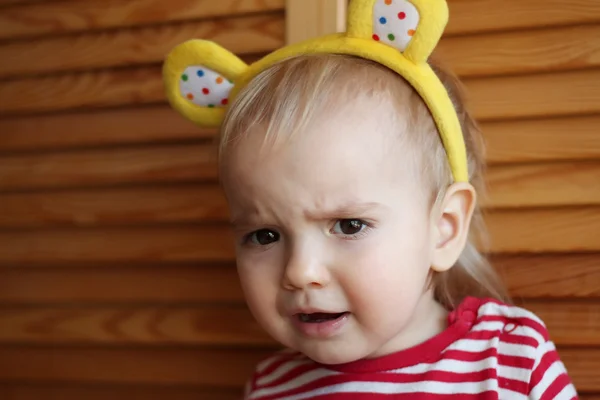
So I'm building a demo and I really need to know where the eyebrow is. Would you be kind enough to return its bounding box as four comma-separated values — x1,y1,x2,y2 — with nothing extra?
304,201,386,220
230,214,260,228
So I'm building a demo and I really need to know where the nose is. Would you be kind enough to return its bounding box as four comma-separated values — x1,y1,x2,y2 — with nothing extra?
281,241,331,290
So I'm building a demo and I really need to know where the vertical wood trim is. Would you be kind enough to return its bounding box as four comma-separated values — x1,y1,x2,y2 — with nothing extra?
285,0,347,44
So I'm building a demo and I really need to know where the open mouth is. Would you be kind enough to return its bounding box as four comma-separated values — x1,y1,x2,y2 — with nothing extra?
297,312,349,323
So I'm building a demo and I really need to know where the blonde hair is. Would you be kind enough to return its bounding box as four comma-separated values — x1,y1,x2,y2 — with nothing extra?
219,54,510,310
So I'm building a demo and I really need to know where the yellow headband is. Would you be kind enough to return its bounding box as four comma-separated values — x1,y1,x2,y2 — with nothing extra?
163,0,469,182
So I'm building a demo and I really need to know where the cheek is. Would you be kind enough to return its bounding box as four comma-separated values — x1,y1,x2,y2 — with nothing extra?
236,253,282,320
337,219,433,308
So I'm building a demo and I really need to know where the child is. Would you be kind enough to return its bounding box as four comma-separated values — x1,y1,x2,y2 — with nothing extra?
162,0,578,398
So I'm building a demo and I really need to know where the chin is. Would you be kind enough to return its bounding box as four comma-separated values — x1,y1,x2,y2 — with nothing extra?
301,344,365,365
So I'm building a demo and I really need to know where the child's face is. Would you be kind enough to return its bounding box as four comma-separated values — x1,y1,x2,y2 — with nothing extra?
221,103,445,364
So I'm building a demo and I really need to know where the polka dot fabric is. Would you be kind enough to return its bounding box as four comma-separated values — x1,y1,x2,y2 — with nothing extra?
179,65,233,108
373,0,420,52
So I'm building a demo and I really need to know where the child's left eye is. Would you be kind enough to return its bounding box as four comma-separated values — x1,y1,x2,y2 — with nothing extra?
332,219,367,236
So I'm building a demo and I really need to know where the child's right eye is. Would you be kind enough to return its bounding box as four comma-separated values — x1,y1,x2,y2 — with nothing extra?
247,229,280,246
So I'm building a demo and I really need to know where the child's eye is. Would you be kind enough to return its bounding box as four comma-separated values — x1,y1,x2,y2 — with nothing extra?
332,219,367,236
247,229,280,246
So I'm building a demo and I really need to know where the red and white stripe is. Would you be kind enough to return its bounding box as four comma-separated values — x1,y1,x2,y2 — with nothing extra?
244,298,578,399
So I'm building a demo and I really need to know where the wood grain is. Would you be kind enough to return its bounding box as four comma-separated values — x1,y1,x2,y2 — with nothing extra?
494,253,600,298
0,13,285,79
0,301,596,347
0,106,212,153
485,207,600,253
466,69,600,121
4,65,600,118
2,0,598,40
0,227,235,265
0,0,34,7
0,185,229,228
438,24,600,77
2,162,599,228
0,384,243,400
446,0,600,35
0,305,272,346
0,254,598,304
484,161,600,208
0,346,593,388
0,0,285,40
0,66,165,116
0,144,217,192
0,347,272,386
481,115,600,164
286,0,346,45
0,266,243,304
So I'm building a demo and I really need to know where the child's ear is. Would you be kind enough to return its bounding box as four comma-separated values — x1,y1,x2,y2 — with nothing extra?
162,40,249,128
431,183,476,272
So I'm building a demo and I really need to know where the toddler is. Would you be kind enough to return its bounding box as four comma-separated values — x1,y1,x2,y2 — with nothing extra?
162,0,578,398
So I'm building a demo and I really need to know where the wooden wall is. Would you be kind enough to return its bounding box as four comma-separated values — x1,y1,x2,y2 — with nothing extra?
0,0,599,398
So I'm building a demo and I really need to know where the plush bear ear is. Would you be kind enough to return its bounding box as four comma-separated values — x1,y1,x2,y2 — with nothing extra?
162,40,249,128
347,0,448,64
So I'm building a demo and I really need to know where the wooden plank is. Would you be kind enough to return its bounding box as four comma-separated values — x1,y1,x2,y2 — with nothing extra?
0,305,272,347
0,185,229,228
0,13,285,79
2,163,599,228
0,144,217,192
0,266,243,304
485,207,600,253
286,0,346,45
519,301,600,347
0,106,212,153
0,66,165,116
0,227,235,265
0,384,243,400
0,301,596,347
437,24,600,77
0,346,593,389
0,347,272,386
467,69,600,121
3,63,600,118
0,0,34,7
0,254,598,305
446,0,600,36
484,161,600,208
481,115,600,164
557,348,600,392
0,0,285,40
0,208,598,264
494,254,600,299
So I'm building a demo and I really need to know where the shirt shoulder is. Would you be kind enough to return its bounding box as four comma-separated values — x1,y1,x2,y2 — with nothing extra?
475,298,551,345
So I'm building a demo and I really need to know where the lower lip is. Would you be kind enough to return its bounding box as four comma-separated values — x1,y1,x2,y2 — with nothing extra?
291,313,350,338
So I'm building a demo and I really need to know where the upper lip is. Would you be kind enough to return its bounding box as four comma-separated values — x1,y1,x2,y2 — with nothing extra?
290,307,347,316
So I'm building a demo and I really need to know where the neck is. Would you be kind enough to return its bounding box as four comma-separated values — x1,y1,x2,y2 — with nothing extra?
367,291,447,359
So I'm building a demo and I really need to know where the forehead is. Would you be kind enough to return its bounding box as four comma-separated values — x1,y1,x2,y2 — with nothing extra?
220,100,422,209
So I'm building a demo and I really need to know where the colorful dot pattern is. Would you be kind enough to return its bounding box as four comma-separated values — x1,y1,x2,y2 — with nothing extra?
179,65,234,108
372,0,420,52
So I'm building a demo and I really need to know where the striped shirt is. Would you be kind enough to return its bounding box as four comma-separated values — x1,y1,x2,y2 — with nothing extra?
244,297,578,399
